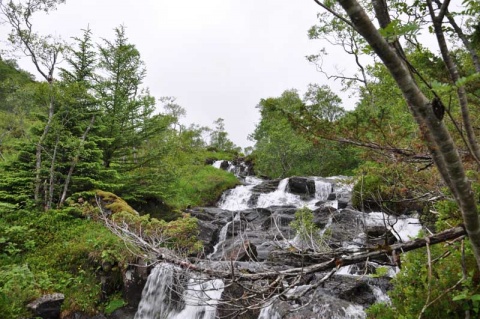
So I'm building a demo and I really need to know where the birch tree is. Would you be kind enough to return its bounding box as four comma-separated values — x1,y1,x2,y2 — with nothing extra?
0,0,66,207
313,0,480,270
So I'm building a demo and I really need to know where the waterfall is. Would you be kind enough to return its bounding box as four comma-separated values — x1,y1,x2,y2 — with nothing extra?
258,302,281,319
314,179,332,201
208,213,240,258
365,212,423,242
135,264,224,319
135,264,182,319
217,178,262,210
134,163,420,318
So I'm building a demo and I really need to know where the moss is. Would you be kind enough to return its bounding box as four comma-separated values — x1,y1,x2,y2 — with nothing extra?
95,190,137,215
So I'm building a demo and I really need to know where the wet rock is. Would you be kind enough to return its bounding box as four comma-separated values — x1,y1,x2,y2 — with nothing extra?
108,306,137,319
224,240,258,261
220,160,230,170
63,312,108,319
323,275,376,306
327,209,364,247
226,219,247,237
27,293,64,319
312,209,333,228
251,179,281,193
187,207,229,222
337,199,350,209
287,177,315,198
217,283,261,319
240,207,272,223
196,219,220,255
123,263,149,307
327,193,336,200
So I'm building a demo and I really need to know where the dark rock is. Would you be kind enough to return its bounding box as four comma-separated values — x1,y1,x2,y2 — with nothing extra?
312,209,332,228
123,264,148,307
108,306,137,319
327,193,336,200
313,205,336,215
287,177,315,198
196,219,220,255
251,179,281,193
327,276,376,306
327,209,364,247
217,283,260,319
187,207,229,222
27,293,64,319
224,240,258,261
247,193,260,206
220,160,230,170
240,207,272,223
63,312,108,319
226,219,247,237
314,200,326,207
337,199,349,209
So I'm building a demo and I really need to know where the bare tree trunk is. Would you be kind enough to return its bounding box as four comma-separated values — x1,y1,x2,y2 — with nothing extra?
433,0,480,73
47,134,59,210
426,0,480,165
59,115,95,207
34,88,55,204
336,0,480,271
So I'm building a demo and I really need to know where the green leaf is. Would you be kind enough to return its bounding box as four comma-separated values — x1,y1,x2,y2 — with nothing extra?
452,294,468,301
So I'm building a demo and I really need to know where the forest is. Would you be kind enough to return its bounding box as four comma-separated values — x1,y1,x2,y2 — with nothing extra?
1,0,480,318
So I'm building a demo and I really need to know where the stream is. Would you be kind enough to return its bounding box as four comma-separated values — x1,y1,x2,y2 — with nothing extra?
134,161,423,318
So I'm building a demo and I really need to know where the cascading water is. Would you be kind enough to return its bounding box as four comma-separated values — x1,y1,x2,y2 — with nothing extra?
208,212,240,258
134,161,421,318
135,263,224,319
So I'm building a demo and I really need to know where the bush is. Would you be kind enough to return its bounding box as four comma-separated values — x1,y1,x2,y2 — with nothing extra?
367,239,480,319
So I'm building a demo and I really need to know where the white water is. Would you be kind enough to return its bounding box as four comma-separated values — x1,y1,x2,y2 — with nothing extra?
218,177,263,210
365,212,422,242
219,176,339,211
371,285,391,304
257,303,282,319
135,164,419,318
207,213,240,258
135,264,224,319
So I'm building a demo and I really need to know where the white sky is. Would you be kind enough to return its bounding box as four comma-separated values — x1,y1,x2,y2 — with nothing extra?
1,0,355,149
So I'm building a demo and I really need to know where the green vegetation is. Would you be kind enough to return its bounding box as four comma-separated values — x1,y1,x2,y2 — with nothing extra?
0,3,241,316
2,1,480,318
290,207,330,253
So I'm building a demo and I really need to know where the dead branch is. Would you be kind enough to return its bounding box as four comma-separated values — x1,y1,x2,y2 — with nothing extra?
98,194,466,281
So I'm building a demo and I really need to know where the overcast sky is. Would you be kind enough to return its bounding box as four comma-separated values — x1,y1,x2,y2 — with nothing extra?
1,0,354,149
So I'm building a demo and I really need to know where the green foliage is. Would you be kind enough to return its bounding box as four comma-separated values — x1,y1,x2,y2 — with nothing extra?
369,266,390,278
169,165,239,208
0,264,37,318
378,19,420,42
351,162,436,214
0,203,133,316
290,207,330,252
104,295,126,315
251,88,360,178
367,240,480,319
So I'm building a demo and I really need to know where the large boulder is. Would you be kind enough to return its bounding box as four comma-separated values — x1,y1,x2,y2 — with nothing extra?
287,177,316,198
251,179,281,193
27,293,64,319
327,209,364,248
122,263,149,308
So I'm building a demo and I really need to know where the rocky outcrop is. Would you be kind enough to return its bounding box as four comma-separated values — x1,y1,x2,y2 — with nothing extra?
27,293,64,319
122,263,149,308
287,177,316,198
251,179,281,194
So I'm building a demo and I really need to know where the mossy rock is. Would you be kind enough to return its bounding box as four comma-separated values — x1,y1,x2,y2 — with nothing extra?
96,190,138,216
